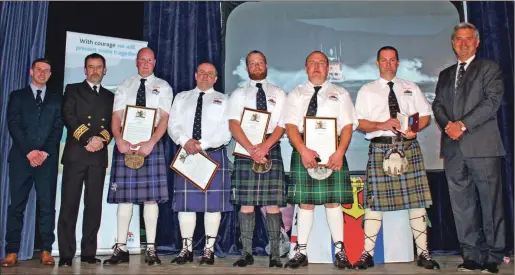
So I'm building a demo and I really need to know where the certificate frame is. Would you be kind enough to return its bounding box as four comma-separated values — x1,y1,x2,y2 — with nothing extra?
233,107,271,158
303,116,338,166
170,147,219,192
121,105,158,146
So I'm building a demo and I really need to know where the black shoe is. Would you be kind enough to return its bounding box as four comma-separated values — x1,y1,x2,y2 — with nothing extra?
232,252,254,267
333,241,352,269
58,258,73,267
269,255,283,268
199,249,215,265
103,243,130,265
171,248,193,265
80,256,101,264
458,260,482,271
145,247,161,266
481,263,499,274
417,251,440,270
284,252,308,269
353,251,374,269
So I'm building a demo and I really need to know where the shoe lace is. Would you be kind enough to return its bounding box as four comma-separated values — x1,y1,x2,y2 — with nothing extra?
420,251,433,261
111,243,125,256
334,241,348,261
178,237,192,257
147,246,157,258
178,247,189,258
358,251,370,262
202,248,213,258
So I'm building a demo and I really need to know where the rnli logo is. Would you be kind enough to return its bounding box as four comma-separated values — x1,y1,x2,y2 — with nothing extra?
342,176,365,219
213,98,223,105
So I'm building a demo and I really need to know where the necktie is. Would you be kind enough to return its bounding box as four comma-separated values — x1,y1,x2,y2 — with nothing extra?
36,90,43,107
256,83,267,111
136,79,147,107
455,62,466,89
387,81,400,118
306,86,322,117
93,85,98,94
192,92,205,140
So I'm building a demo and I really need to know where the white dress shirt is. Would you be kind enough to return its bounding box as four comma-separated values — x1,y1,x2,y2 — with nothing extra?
113,74,173,126
86,80,101,93
281,80,358,133
354,77,432,140
455,55,475,87
225,79,286,134
168,87,231,150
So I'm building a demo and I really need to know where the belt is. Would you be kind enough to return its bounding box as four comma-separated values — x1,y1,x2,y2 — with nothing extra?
370,136,415,144
205,145,225,153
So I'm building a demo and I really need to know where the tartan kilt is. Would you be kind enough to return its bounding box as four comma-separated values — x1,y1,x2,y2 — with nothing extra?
287,149,353,205
107,140,169,204
363,140,433,211
172,148,233,212
230,144,286,207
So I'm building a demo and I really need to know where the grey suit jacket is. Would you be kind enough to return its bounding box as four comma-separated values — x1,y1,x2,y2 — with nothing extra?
432,58,505,158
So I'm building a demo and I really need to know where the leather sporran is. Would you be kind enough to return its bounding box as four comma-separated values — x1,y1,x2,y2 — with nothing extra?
382,147,408,177
124,154,145,169
252,157,272,174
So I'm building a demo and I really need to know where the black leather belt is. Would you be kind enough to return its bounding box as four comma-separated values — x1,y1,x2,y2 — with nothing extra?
205,145,225,153
370,136,415,144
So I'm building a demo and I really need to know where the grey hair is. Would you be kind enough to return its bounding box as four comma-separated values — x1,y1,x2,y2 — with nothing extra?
452,22,480,41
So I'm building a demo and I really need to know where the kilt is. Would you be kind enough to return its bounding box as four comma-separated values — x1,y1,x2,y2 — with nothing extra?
287,149,353,205
363,140,433,211
172,148,233,212
230,144,286,207
107,141,169,204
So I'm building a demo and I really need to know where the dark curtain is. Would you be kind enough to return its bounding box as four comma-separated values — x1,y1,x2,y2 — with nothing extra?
143,1,269,257
0,1,49,260
468,1,515,254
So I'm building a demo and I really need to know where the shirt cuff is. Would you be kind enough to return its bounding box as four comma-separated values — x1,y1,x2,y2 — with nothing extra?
178,135,190,147
199,139,209,150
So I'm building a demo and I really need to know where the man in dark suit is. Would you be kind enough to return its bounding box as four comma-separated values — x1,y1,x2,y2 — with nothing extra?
57,53,114,267
432,22,505,274
2,58,63,267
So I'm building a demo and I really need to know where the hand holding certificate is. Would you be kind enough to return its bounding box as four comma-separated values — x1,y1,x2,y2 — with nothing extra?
122,105,157,169
233,108,271,157
170,147,219,192
303,117,338,166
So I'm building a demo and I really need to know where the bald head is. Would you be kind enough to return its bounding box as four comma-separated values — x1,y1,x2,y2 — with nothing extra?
136,47,156,78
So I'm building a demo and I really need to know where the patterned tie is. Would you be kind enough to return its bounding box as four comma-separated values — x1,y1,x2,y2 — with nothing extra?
36,90,43,107
455,62,466,89
387,81,400,118
93,85,98,94
192,92,205,140
136,78,147,107
256,83,267,111
306,86,322,117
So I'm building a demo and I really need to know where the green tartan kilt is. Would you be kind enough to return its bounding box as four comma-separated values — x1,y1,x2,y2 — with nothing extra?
230,145,286,207
287,149,353,205
364,139,433,211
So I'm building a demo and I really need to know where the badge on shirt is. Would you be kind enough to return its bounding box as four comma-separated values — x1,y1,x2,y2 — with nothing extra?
328,94,339,101
267,96,277,105
403,89,413,96
213,98,223,105
152,86,161,95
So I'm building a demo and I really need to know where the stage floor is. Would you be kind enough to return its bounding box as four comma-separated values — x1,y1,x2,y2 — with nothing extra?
1,254,513,274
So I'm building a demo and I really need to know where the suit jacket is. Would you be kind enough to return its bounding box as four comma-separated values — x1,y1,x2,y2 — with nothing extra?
7,86,63,164
432,58,505,158
61,80,114,167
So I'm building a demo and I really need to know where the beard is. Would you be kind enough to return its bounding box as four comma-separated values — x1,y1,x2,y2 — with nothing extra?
248,69,267,81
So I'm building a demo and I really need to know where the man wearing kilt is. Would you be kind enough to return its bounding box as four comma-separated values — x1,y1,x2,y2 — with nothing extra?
226,50,287,268
353,46,439,270
282,51,357,269
168,63,232,265
103,47,173,266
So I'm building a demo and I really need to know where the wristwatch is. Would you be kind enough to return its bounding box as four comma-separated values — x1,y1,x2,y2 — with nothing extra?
458,121,467,132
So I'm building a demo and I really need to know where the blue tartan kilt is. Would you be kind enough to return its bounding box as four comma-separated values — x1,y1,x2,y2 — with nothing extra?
107,140,169,204
172,147,233,212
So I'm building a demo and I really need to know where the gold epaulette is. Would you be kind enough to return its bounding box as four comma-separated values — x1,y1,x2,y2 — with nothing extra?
73,124,89,141
100,129,111,142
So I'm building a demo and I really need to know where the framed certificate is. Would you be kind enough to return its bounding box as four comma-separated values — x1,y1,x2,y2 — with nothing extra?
233,107,271,158
122,105,157,150
170,147,219,192
304,116,338,166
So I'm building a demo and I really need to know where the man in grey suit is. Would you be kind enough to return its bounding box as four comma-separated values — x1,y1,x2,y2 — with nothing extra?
432,22,505,274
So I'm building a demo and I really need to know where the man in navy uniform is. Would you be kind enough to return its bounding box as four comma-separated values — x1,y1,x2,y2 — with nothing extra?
57,53,114,267
2,58,63,267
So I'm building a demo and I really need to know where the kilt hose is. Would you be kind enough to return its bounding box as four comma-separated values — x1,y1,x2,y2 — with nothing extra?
107,140,169,204
172,148,233,212
364,139,433,211
230,144,286,207
287,149,353,205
